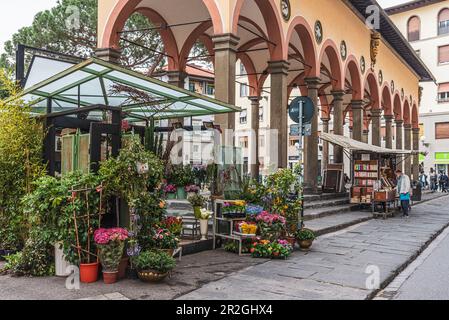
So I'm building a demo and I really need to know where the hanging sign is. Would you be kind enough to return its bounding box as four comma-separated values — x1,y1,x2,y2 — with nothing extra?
288,96,315,125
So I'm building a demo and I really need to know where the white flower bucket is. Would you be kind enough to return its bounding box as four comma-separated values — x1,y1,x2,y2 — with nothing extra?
200,219,209,241
54,242,71,277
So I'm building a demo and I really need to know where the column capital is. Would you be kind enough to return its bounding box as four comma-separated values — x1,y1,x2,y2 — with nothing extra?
95,47,121,64
363,129,370,134
304,77,321,89
395,119,404,126
331,90,345,101
351,100,364,110
268,60,290,75
371,108,382,117
404,123,412,130
412,127,420,134
384,114,394,121
321,117,330,123
248,96,262,104
212,33,240,52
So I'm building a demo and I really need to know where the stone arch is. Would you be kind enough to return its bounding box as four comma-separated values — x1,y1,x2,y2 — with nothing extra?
363,70,380,109
381,82,393,115
319,39,344,91
412,103,419,129
403,98,411,125
178,20,214,70
393,92,402,121
344,55,363,100
285,16,318,77
232,0,285,60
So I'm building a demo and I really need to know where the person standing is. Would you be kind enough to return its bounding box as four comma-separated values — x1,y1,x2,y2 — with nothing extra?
430,168,437,193
396,169,411,218
443,172,449,193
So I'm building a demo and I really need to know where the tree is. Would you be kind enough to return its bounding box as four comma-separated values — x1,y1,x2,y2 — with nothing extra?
1,0,210,76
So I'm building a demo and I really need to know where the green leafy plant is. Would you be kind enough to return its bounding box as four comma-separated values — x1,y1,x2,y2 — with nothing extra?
250,240,293,259
295,228,316,241
131,250,176,273
188,194,206,207
151,228,180,250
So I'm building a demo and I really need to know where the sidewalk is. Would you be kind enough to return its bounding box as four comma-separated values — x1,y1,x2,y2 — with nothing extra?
179,194,449,300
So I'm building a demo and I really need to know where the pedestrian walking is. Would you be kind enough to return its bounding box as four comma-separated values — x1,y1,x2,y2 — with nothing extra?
442,172,449,193
430,168,438,193
396,169,411,218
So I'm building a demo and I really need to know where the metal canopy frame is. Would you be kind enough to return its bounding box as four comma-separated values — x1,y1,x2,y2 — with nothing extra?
10,57,241,121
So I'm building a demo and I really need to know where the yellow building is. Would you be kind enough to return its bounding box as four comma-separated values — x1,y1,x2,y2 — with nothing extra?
96,0,434,190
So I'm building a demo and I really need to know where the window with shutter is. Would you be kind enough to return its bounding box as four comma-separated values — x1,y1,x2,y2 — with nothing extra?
407,16,420,41
438,45,449,64
436,122,449,139
438,83,449,102
439,8,449,35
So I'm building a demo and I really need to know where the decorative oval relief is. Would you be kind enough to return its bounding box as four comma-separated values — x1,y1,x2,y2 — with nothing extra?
315,21,323,44
378,70,383,86
391,80,395,94
340,41,347,61
280,0,291,21
360,56,366,74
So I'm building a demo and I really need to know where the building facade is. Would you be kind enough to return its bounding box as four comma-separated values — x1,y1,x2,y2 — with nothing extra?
388,0,449,174
96,0,432,191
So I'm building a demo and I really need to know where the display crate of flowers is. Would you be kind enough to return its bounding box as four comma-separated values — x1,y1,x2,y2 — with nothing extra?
221,200,247,219
185,184,200,197
151,228,180,257
159,216,183,237
164,184,177,199
234,221,258,237
255,211,286,241
250,239,293,259
245,204,264,222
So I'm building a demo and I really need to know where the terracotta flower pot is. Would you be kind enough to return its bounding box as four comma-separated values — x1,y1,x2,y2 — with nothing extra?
118,257,129,280
103,271,118,284
298,239,314,251
284,236,296,247
80,262,100,283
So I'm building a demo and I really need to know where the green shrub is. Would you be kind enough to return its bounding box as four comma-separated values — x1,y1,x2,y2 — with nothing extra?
131,250,176,273
295,228,316,241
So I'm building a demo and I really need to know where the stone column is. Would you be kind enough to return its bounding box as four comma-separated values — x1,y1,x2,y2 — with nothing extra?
371,109,382,147
249,96,262,180
332,90,345,164
404,124,412,177
384,115,394,149
95,48,121,64
212,34,239,145
304,77,321,193
395,120,404,172
167,70,187,88
322,118,330,169
268,60,290,169
362,129,369,143
351,100,364,142
412,128,420,181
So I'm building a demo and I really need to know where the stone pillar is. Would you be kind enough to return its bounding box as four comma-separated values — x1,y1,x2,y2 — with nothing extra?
167,70,187,88
249,96,262,180
268,60,290,169
384,115,394,149
322,118,330,169
332,90,345,164
95,48,121,64
304,77,321,193
212,34,239,145
351,100,364,142
404,124,412,177
395,120,404,171
412,128,420,181
362,129,369,143
371,109,382,147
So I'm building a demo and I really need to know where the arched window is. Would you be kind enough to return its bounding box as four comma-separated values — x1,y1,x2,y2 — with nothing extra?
438,8,449,35
407,16,421,41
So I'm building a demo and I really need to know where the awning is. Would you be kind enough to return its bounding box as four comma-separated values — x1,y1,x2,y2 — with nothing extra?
320,132,413,155
9,56,241,121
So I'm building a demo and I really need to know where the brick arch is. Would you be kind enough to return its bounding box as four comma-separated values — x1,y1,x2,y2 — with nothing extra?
381,82,392,115
412,103,419,129
179,20,214,71
237,53,260,97
285,16,318,77
363,70,380,109
344,55,363,100
319,39,344,91
393,92,403,121
232,0,285,60
403,98,411,125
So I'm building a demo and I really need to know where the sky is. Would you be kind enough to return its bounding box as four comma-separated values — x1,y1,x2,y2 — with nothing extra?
0,0,409,55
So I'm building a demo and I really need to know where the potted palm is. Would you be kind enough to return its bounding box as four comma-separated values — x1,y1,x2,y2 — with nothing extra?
199,208,212,240
94,228,129,284
188,194,206,219
132,250,176,282
295,228,316,251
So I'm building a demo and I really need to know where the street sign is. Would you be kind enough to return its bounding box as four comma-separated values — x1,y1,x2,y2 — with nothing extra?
288,96,315,125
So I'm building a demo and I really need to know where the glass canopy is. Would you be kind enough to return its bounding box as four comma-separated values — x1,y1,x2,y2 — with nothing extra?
12,56,241,121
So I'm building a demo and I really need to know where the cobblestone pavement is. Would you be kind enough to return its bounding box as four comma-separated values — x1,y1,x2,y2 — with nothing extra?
1,193,448,300
179,195,449,300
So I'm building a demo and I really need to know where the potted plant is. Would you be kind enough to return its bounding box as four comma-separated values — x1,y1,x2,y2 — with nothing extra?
295,228,316,251
250,239,293,259
132,250,176,282
159,216,183,237
222,200,247,219
185,184,200,198
199,208,212,240
188,194,206,219
94,228,129,284
152,228,180,257
164,184,177,200
255,211,286,241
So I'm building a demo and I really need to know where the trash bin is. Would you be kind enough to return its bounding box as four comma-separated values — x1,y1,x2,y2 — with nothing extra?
412,181,422,202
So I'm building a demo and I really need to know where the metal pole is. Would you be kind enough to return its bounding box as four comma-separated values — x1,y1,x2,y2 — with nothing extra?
298,100,305,229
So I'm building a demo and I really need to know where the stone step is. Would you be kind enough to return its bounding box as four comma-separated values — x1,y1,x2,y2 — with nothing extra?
303,203,357,221
305,211,373,237
303,192,349,202
303,197,349,210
